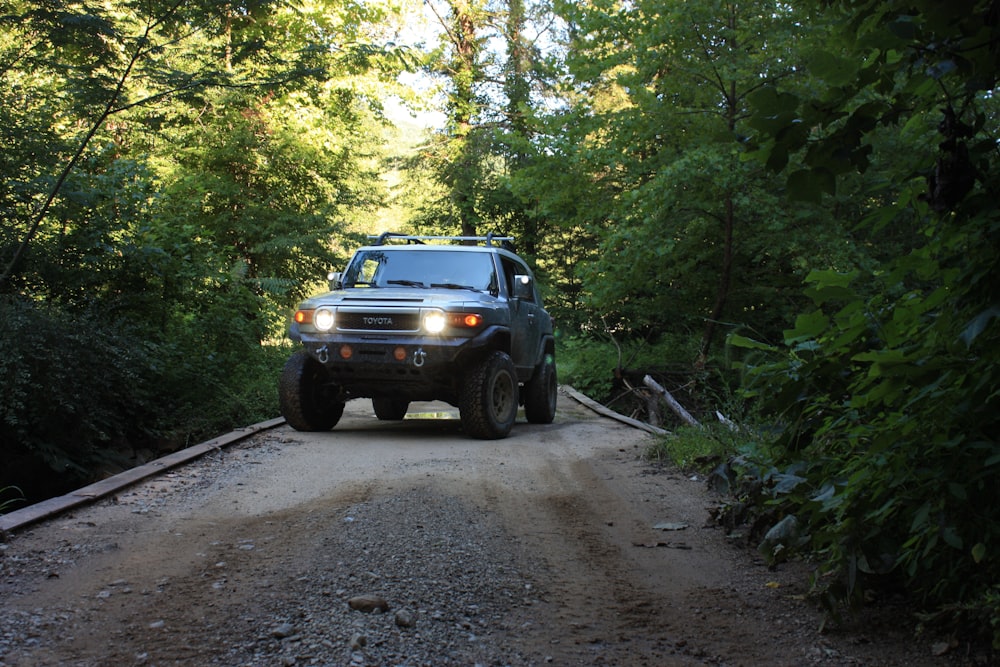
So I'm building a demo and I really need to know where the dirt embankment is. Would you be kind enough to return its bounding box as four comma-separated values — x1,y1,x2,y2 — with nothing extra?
0,393,966,665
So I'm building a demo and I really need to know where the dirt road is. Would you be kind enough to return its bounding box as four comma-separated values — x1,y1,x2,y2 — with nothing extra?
0,392,950,665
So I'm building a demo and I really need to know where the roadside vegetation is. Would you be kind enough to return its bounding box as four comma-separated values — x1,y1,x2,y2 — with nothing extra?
1,0,996,652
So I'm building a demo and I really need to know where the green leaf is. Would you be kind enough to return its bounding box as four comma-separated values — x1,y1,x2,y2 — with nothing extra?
749,86,800,116
852,349,912,365
910,502,931,532
805,269,858,290
728,334,776,351
941,526,963,551
972,543,987,563
806,49,858,87
785,310,830,342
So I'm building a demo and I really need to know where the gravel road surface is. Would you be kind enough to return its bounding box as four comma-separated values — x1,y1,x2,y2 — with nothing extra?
0,391,958,666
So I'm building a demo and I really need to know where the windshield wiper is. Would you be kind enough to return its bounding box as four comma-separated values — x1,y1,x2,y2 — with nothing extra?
387,279,426,288
430,282,478,292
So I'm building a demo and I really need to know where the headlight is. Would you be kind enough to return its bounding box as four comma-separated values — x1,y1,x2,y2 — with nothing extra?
314,307,335,332
423,311,446,334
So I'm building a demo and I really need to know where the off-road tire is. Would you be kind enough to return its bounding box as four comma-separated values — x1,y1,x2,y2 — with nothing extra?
524,355,557,424
460,351,518,439
279,350,345,431
373,397,409,421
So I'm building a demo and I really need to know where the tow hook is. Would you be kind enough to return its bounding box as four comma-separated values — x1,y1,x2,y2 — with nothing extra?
316,345,330,364
413,348,427,368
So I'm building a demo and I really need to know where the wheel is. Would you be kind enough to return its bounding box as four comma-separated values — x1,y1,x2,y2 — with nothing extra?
279,350,345,431
460,351,519,439
373,397,409,420
524,354,557,424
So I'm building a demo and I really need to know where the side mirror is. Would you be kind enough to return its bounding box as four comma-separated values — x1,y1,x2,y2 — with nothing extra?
328,271,343,291
513,274,534,300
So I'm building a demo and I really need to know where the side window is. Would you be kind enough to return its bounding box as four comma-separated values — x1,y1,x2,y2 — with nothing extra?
500,257,534,302
344,251,385,286
500,257,516,298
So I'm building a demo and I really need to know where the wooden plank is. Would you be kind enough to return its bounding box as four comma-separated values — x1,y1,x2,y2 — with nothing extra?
563,386,669,436
0,417,285,534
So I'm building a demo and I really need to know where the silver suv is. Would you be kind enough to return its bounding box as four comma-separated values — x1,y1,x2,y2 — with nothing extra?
279,233,557,439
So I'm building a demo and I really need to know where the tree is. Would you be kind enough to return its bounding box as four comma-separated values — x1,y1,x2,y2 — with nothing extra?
0,0,409,501
411,0,564,253
735,0,1000,639
422,0,490,237
538,0,857,361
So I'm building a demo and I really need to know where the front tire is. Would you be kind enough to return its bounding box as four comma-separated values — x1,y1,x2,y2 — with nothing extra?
460,351,518,439
279,350,345,431
373,397,409,421
524,354,557,424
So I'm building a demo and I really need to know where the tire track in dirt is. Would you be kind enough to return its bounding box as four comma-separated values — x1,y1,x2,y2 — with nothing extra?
1,395,957,666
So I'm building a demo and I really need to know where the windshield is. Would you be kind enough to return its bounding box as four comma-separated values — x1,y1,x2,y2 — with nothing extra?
343,249,498,293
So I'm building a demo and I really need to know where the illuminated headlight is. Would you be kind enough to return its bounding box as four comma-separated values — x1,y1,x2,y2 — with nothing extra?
423,311,446,334
314,307,335,332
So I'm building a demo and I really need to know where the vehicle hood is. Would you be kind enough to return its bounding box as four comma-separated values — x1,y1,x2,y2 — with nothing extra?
296,287,499,310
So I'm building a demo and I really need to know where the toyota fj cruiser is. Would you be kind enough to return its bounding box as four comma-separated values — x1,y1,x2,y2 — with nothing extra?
278,233,557,439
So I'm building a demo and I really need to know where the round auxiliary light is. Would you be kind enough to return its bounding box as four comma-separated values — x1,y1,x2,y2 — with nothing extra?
314,307,335,332
340,344,353,360
424,311,446,334
393,346,407,361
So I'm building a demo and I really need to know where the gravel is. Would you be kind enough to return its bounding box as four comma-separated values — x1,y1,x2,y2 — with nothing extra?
2,398,987,667
0,436,556,667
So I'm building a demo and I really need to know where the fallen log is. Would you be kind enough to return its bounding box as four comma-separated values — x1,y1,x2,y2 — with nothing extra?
643,375,701,428
563,385,669,435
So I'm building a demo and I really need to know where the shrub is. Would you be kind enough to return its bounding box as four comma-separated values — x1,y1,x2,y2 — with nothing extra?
0,297,289,502
731,262,1000,643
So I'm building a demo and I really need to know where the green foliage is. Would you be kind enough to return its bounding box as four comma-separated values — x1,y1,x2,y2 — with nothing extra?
646,424,734,470
556,335,616,399
558,331,706,402
724,0,1000,643
534,0,876,357
0,0,406,503
0,299,155,482
0,297,291,500
645,370,766,469
734,253,1000,624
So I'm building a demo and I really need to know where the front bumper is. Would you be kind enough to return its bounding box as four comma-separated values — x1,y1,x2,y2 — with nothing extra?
296,327,505,401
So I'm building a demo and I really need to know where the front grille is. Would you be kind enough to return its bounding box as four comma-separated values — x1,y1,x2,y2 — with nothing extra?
336,310,420,332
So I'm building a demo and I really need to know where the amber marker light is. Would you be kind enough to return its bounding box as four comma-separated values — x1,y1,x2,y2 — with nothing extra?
449,313,483,328
393,346,407,361
339,344,353,359
294,310,313,324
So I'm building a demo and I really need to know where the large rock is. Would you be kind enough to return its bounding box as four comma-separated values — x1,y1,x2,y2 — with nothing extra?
348,594,389,613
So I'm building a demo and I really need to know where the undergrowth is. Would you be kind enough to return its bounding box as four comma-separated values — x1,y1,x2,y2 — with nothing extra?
0,298,292,505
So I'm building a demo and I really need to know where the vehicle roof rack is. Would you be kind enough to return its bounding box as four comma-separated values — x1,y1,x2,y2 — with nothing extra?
369,232,515,248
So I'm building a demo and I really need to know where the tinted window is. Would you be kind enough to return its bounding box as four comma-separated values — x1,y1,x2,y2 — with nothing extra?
344,250,497,292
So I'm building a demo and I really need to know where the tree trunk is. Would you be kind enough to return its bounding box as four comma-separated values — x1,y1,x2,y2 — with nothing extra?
699,191,734,363
451,0,479,238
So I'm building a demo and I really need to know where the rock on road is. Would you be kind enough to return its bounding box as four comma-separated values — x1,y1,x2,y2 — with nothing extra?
0,391,947,666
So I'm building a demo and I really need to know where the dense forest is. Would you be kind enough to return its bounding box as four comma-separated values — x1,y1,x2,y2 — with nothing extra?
2,0,997,648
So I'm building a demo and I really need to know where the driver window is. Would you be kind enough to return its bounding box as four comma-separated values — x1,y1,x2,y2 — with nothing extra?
500,257,533,302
